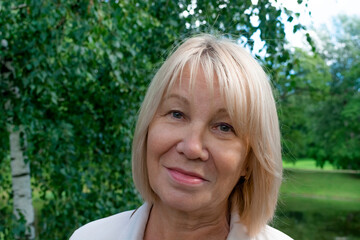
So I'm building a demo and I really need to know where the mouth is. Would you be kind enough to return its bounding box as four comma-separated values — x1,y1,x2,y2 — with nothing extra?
166,167,208,185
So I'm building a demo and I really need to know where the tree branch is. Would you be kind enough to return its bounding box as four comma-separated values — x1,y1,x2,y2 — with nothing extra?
11,3,27,10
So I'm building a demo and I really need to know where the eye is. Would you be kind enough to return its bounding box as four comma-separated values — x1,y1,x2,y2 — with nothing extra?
170,111,184,119
217,123,235,133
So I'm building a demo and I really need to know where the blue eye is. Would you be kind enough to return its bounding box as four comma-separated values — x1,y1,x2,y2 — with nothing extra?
171,111,183,119
218,123,234,133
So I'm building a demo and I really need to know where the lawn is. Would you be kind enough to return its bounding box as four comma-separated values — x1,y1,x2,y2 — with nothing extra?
283,158,336,170
272,166,360,240
281,169,360,200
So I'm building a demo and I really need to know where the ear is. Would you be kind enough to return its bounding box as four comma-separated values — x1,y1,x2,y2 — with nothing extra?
239,150,250,178
240,167,247,178
240,140,252,179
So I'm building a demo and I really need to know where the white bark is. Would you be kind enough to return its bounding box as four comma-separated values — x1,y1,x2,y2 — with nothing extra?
9,126,35,239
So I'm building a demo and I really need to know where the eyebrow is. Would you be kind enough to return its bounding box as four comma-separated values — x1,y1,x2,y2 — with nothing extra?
217,108,228,115
165,93,229,115
164,93,190,105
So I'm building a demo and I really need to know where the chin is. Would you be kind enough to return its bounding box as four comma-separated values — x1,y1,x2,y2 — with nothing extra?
154,190,212,213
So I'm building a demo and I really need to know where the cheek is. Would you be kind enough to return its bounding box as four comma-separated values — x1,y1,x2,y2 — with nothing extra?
213,143,246,180
146,124,162,190
147,128,160,160
146,121,176,163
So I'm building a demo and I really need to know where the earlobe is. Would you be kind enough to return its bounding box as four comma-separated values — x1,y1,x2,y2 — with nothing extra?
239,176,246,184
240,153,249,178
243,171,251,181
238,169,250,184
240,166,248,179
240,141,252,179
240,169,247,178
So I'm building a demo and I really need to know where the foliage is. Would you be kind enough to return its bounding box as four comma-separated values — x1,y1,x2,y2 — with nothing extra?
0,0,306,239
278,15,360,170
309,15,360,169
277,48,331,160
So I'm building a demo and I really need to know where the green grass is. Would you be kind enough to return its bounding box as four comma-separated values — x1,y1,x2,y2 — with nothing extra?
281,169,360,200
273,169,360,240
283,158,336,170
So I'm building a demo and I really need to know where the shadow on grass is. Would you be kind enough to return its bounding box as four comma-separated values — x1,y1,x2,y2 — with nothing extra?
273,169,360,240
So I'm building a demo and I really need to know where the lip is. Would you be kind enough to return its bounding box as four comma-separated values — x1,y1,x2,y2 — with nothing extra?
166,167,208,185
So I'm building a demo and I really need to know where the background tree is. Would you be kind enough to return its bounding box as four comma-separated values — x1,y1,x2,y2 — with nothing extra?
0,1,306,239
277,14,360,170
309,15,360,169
277,48,331,160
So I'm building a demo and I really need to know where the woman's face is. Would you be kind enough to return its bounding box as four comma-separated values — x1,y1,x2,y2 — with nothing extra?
146,68,246,213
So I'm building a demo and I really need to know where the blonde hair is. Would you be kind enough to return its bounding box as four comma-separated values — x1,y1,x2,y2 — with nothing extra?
132,34,282,236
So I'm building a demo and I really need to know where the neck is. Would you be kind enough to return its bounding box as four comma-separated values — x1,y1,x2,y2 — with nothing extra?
144,201,230,240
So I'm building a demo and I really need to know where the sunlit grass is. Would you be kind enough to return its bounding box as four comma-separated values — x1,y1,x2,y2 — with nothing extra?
281,169,360,200
283,158,336,170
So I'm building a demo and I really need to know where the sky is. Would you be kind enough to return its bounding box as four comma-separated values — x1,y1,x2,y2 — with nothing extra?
272,0,360,49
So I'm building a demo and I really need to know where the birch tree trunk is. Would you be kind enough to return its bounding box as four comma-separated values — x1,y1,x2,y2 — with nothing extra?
9,126,35,239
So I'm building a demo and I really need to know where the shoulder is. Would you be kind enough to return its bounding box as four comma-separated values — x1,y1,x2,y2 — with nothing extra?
227,212,292,240
256,225,293,240
69,210,134,240
69,203,152,240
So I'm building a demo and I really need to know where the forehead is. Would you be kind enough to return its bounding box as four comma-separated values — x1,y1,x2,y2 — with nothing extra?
165,63,220,94
164,66,223,103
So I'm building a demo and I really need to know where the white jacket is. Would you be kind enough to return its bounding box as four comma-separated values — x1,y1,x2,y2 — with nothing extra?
70,203,292,240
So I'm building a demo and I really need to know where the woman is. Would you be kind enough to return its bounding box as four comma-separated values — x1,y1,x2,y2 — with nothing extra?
70,34,292,240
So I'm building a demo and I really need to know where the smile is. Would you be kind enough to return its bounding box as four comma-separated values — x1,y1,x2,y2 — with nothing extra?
166,167,208,185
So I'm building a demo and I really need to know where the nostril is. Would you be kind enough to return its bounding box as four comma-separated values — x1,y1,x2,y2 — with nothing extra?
175,141,185,155
200,150,209,161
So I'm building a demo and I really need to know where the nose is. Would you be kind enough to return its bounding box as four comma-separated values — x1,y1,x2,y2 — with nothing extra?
176,126,209,161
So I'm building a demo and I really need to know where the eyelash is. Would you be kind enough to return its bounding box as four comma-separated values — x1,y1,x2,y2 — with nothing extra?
215,123,235,133
169,111,234,132
168,110,184,119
